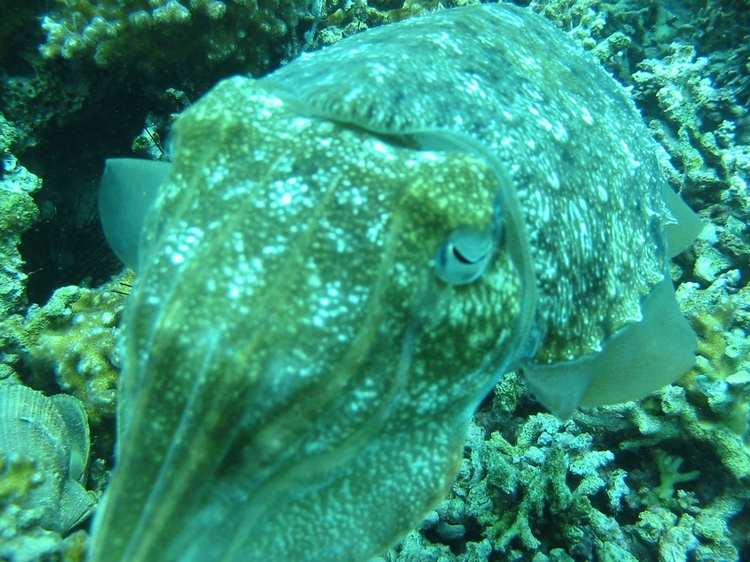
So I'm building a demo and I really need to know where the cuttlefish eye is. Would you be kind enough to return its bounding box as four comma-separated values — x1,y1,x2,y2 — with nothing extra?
434,226,495,285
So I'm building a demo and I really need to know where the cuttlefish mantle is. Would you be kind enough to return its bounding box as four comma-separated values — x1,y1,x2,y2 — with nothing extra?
92,4,700,561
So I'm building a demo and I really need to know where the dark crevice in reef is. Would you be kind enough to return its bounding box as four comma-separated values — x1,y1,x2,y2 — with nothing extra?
17,93,139,305
19,190,123,306
8,63,172,305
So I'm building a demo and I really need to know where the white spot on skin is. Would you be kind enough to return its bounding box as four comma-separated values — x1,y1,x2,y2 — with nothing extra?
344,87,364,103
211,166,228,182
366,213,388,243
537,118,553,132
552,122,569,142
165,226,204,266
463,77,486,99
291,117,312,128
336,186,366,209
620,139,641,168
581,106,594,125
371,63,388,84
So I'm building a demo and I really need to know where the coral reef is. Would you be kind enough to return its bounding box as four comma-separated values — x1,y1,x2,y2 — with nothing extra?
0,150,41,319
39,0,311,82
378,373,749,561
0,0,747,560
0,384,95,533
305,0,481,47
0,274,131,426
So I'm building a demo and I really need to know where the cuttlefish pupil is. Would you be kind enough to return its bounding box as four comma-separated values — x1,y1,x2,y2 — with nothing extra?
435,226,496,285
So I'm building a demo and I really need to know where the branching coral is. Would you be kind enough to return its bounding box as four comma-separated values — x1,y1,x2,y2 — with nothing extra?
678,272,750,441
380,410,640,561
469,415,625,556
39,0,311,82
653,449,700,500
379,375,748,561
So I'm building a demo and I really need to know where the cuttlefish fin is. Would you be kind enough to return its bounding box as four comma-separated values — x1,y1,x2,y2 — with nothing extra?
523,274,696,419
98,158,172,271
661,184,704,258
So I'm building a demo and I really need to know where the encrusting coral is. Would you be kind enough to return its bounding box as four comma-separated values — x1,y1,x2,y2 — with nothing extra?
0,273,131,426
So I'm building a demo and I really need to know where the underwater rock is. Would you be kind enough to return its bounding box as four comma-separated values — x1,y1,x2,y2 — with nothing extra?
0,153,41,318
91,4,700,561
0,384,94,534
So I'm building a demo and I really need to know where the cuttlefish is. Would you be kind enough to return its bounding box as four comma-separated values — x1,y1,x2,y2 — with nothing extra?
92,4,701,561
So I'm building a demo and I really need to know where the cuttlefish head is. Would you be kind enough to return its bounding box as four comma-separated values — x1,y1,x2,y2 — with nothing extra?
91,76,529,561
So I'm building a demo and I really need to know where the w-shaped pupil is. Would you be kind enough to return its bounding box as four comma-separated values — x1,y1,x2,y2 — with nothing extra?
452,245,476,264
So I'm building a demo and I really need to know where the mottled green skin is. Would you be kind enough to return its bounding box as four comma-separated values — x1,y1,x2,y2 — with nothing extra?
90,4,684,561
89,78,523,560
267,3,671,364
